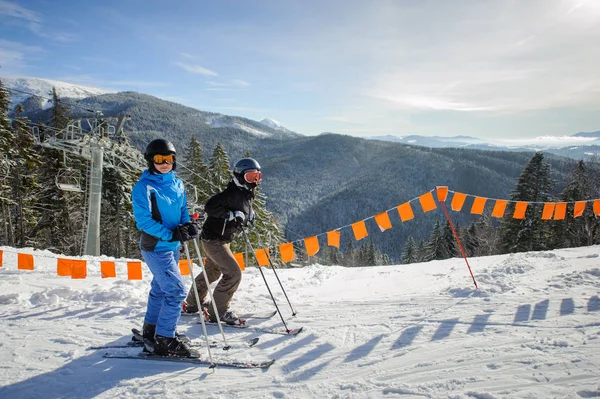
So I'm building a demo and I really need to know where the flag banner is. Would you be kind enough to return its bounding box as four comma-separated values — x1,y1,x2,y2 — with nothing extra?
470,197,487,215
101,261,116,278
18,253,34,270
574,201,586,218
419,192,437,213
397,202,414,222
179,259,191,276
0,250,3,268
491,200,507,218
594,200,600,216
127,261,143,280
327,230,340,248
351,220,368,241
279,242,295,263
57,258,72,276
374,211,392,232
451,192,467,211
304,236,320,257
234,252,245,270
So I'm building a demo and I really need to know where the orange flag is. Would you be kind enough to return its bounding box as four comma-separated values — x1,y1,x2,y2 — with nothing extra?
57,258,72,276
351,220,368,241
101,261,116,278
513,202,528,219
234,252,245,270
127,261,143,280
541,203,555,220
304,236,320,257
451,192,467,211
179,259,191,275
594,200,600,216
491,200,507,218
71,260,87,279
574,201,586,218
327,230,340,248
553,203,567,220
0,250,3,268
436,186,448,202
255,248,270,267
470,197,487,215
374,211,392,232
279,242,295,263
419,192,437,213
397,202,414,222
18,253,34,270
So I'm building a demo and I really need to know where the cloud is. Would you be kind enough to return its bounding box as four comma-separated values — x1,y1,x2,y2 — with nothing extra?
0,39,43,73
174,62,218,76
0,0,75,42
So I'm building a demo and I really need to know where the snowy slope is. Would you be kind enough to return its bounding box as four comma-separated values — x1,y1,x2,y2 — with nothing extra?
2,77,114,108
0,245,599,398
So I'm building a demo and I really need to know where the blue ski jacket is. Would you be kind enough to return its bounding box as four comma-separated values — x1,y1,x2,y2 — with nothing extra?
132,169,190,252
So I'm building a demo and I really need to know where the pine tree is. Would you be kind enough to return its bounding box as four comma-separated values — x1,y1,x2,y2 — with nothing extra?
558,160,600,247
443,219,458,258
180,135,212,207
425,219,447,260
209,141,230,190
415,238,426,262
10,104,41,247
499,152,554,253
49,87,70,131
0,78,17,245
402,235,417,264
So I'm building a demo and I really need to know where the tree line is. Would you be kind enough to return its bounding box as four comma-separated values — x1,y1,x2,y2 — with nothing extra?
0,79,283,263
402,152,600,263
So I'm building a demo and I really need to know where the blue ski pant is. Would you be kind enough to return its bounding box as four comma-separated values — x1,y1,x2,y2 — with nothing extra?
141,250,186,338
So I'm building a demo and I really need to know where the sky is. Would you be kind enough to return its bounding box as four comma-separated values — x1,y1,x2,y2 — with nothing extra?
0,0,599,139
0,243,599,398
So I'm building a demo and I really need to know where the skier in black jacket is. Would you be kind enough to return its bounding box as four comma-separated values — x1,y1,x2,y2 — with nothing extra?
183,158,261,325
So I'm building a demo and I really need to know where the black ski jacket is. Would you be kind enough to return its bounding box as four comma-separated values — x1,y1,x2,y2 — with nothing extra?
200,181,254,242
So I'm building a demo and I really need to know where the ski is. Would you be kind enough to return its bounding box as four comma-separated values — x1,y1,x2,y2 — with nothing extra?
103,351,275,369
130,328,259,349
181,310,277,320
200,321,304,336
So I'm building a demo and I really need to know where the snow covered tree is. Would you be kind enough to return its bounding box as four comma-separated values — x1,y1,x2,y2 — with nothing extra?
402,235,417,264
0,78,17,245
443,219,458,258
208,141,231,190
425,219,447,260
499,152,554,253
180,135,212,208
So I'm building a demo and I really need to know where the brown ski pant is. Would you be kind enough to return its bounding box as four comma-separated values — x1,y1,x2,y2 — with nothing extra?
185,238,242,319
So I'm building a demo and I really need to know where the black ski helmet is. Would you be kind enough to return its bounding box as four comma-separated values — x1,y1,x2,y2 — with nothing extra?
233,157,261,190
144,139,177,172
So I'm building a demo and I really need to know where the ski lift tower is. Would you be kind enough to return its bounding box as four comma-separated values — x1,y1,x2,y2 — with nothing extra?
31,113,145,256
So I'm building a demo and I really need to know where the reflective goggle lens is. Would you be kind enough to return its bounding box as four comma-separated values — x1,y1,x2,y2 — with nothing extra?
244,170,262,183
153,154,175,164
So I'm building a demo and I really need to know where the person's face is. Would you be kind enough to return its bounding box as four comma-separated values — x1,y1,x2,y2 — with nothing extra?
154,162,173,174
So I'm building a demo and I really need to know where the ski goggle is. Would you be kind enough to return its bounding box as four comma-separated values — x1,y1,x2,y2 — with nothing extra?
244,170,262,183
152,154,175,165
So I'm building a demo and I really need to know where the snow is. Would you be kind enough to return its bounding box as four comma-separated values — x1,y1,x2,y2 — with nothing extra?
0,245,599,398
2,76,114,108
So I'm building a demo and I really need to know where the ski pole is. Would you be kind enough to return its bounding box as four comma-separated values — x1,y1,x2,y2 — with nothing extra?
241,228,292,333
182,240,216,367
251,227,297,316
191,235,230,349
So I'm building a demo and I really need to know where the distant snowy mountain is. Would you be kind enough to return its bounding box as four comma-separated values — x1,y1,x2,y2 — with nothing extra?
204,115,300,139
259,118,295,134
2,76,114,109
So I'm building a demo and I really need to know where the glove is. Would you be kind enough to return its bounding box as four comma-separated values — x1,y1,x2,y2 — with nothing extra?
228,210,246,227
169,224,191,242
248,210,255,225
185,221,199,239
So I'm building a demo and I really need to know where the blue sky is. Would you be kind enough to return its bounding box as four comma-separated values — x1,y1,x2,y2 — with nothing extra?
1,0,599,139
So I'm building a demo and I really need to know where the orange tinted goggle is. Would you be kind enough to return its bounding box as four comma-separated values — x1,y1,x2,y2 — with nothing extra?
153,154,175,164
244,170,262,183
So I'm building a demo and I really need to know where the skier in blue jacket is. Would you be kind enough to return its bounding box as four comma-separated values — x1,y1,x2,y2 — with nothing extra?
131,138,198,358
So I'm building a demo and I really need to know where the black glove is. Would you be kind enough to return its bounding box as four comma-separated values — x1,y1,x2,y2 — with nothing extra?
228,210,246,227
170,224,191,242
185,221,199,239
